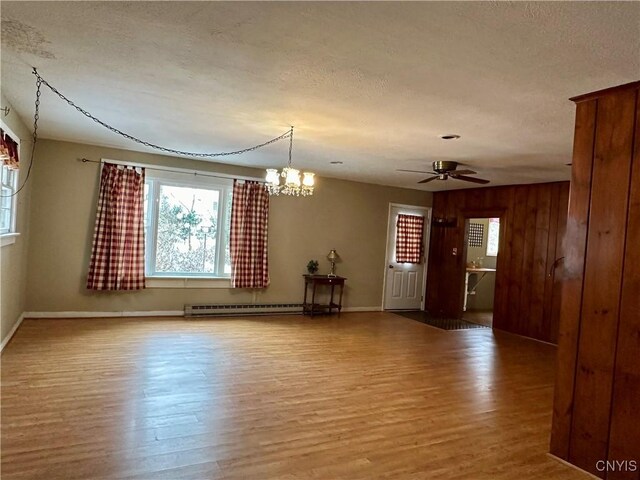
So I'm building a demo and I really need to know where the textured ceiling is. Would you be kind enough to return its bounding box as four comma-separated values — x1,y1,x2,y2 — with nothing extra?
1,1,639,191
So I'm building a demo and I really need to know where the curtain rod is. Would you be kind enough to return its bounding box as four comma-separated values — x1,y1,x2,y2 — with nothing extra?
80,158,266,183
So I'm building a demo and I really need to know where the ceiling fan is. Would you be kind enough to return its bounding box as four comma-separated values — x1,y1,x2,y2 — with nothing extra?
397,161,490,184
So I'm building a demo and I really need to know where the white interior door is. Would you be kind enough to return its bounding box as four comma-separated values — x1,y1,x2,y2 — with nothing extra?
383,204,431,310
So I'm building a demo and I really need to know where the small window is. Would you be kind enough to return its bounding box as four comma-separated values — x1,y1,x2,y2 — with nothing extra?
144,171,233,278
0,121,20,239
486,218,500,257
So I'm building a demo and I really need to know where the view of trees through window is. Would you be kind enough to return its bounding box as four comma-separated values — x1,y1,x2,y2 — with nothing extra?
1,165,17,234
144,182,232,276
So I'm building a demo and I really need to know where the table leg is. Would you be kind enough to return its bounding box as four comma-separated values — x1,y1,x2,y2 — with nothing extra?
303,281,309,315
338,283,344,316
311,283,316,317
330,284,335,314
463,272,470,312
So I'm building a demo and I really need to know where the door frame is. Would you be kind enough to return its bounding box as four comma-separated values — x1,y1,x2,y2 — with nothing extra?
381,203,432,311
458,207,507,319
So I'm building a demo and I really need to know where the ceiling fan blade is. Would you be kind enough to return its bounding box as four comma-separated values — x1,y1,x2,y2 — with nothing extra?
452,174,490,184
450,169,476,175
397,169,435,174
418,176,439,184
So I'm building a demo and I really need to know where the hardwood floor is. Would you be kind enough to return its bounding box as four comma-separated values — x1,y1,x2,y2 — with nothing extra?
1,313,588,479
463,310,494,328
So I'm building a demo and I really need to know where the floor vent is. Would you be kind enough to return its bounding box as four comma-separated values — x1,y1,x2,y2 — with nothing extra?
185,303,303,317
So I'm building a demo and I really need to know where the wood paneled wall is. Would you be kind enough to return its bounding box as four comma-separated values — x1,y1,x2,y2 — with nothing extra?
425,181,569,343
550,82,640,479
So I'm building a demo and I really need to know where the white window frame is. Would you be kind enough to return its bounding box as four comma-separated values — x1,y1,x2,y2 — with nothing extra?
0,120,20,247
144,169,233,279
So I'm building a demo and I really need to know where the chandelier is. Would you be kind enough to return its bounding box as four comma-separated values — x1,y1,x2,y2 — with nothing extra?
265,126,315,196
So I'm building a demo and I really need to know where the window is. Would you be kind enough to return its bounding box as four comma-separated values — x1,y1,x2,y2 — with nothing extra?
486,218,500,257
0,164,18,235
1,120,20,245
144,170,233,278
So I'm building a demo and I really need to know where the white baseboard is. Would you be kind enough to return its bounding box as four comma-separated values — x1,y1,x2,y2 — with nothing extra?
1,312,24,352
23,310,184,319
341,306,383,312
21,308,382,320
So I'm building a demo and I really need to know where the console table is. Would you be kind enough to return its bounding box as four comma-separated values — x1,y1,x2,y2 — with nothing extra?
463,267,496,311
302,275,346,317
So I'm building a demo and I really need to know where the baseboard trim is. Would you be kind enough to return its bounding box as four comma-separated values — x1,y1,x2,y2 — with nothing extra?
1,313,25,352
493,326,558,346
341,306,382,312
546,453,601,479
22,307,382,320
23,311,184,319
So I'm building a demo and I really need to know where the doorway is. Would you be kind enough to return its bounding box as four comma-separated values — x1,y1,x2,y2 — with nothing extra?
462,217,499,327
383,204,431,310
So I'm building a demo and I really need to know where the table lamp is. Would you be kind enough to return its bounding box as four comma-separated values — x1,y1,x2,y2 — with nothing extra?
327,249,340,277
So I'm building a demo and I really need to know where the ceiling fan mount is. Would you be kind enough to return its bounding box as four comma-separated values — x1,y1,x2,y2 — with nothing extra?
397,161,490,185
432,160,459,174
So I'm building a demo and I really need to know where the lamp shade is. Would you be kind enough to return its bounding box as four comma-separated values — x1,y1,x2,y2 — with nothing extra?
302,172,315,187
327,249,339,261
283,167,301,187
265,168,280,185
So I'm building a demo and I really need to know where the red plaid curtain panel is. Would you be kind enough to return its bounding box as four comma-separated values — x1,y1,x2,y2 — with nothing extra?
230,180,270,288
86,163,146,290
395,214,425,263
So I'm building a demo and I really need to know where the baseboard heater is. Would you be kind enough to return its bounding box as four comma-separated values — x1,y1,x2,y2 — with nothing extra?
185,303,303,317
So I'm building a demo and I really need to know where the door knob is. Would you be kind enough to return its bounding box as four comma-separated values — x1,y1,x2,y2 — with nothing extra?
389,265,394,268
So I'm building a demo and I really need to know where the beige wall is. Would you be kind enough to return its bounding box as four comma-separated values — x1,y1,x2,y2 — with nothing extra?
1,94,33,344
25,139,432,313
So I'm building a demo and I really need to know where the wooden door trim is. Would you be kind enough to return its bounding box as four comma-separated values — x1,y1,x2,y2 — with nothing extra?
457,208,507,319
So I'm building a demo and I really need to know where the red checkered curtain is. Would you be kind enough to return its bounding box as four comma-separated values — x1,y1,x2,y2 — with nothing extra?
87,163,146,290
395,214,425,263
0,128,19,170
230,180,270,288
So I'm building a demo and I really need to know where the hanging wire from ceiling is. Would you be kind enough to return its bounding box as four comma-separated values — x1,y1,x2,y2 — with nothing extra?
30,67,292,158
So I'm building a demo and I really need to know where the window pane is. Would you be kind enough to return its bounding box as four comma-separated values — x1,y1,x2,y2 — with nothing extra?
155,184,220,274
486,218,500,257
1,187,12,209
224,189,232,274
0,208,10,231
143,183,149,236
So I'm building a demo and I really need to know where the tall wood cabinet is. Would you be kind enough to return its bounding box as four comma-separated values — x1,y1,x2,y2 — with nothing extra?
550,81,640,479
